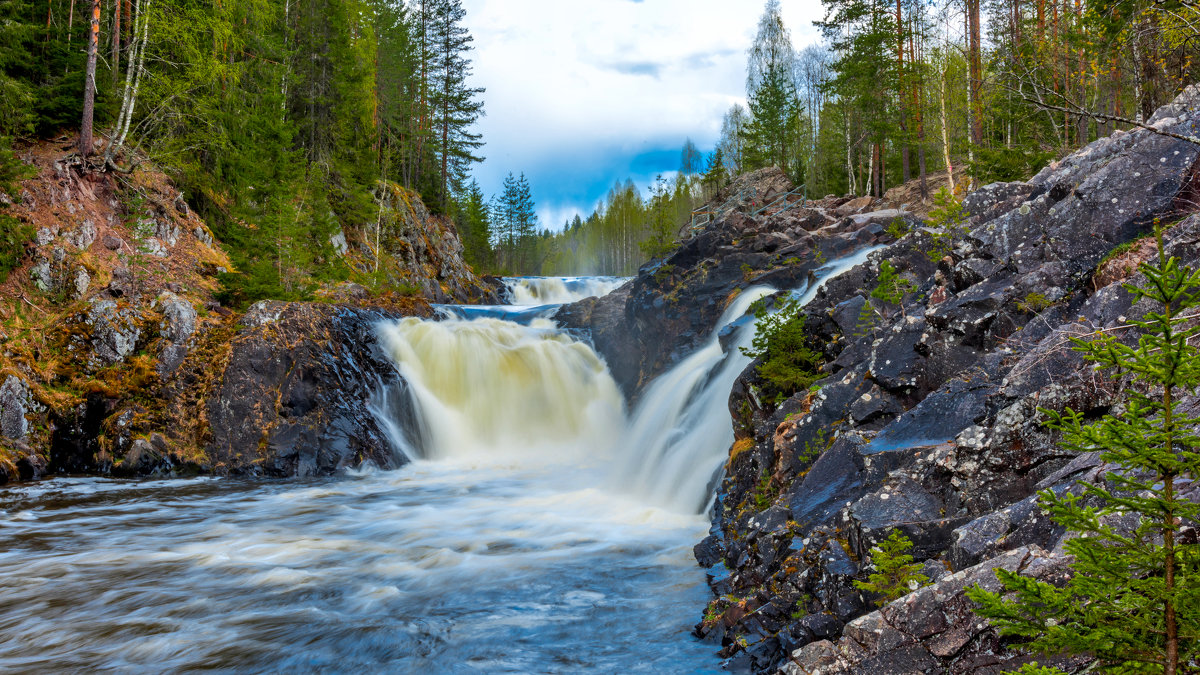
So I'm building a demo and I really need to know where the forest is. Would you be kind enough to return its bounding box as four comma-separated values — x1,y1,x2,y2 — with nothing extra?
1,0,1197,286
541,0,1200,276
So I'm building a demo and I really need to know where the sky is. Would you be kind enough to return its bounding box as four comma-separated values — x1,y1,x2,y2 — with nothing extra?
459,0,825,230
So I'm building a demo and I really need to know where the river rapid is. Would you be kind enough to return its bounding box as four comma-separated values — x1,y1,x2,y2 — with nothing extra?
0,261,873,673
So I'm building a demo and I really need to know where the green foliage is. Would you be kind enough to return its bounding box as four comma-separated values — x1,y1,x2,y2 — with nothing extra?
0,138,34,282
967,227,1200,673
925,187,968,261
1015,292,1054,314
638,176,679,261
798,428,831,468
742,296,825,404
854,530,930,606
1005,665,1067,675
886,218,911,240
752,467,777,511
854,299,878,338
871,260,915,307
969,147,1055,185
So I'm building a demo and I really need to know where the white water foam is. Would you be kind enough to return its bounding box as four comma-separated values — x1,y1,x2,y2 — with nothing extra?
612,246,883,513
378,247,880,515
505,277,628,306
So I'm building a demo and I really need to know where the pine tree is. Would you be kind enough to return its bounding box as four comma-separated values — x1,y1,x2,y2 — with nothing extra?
968,225,1200,674
513,172,537,272
456,179,492,270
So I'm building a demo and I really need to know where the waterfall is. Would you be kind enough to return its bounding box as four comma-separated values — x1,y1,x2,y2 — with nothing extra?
612,246,884,514
505,277,628,306
376,317,625,462
375,247,880,514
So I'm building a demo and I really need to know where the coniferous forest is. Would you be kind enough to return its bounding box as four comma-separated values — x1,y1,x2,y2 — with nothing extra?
1,0,1198,282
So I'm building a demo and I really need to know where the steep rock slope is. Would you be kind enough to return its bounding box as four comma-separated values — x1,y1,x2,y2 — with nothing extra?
694,87,1200,673
557,167,921,398
0,143,483,482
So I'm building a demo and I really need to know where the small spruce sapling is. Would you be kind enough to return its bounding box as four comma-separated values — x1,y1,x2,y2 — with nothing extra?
871,260,916,318
925,187,968,261
741,296,824,404
967,225,1200,674
854,529,930,606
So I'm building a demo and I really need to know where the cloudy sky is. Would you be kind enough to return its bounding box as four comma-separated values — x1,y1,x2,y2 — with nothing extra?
459,0,824,229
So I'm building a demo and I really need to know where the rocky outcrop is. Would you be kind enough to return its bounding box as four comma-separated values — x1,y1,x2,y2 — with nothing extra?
558,169,917,397
565,88,1200,673
205,301,427,476
683,87,1200,674
0,142,475,483
335,181,499,305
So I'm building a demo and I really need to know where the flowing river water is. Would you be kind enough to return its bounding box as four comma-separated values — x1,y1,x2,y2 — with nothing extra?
0,259,874,673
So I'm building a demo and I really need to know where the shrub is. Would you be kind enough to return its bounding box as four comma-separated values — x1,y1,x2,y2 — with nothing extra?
886,217,911,240
742,296,824,404
854,529,930,606
925,187,968,261
1015,291,1054,314
871,260,916,308
967,225,1200,673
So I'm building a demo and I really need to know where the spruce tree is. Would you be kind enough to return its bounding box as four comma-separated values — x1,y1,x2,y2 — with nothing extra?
968,226,1200,674
854,529,930,606
427,0,484,208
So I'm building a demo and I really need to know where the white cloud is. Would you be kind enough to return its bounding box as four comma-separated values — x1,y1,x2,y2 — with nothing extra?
459,0,826,227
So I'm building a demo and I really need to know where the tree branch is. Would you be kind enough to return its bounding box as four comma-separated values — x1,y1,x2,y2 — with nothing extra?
1000,80,1200,147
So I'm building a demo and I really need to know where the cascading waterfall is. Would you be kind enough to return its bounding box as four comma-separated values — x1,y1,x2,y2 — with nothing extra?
376,317,625,463
505,277,629,306
612,245,884,514
377,246,882,515
0,250,885,673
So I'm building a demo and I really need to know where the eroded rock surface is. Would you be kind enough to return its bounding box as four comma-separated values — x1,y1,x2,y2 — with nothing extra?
587,87,1200,674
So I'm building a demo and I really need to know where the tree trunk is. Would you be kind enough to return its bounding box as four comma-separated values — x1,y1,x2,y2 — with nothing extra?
911,27,928,200
78,0,101,157
896,0,910,183
940,57,954,190
967,0,984,146
111,0,120,82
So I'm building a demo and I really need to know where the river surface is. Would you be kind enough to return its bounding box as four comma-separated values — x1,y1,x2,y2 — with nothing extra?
0,258,875,673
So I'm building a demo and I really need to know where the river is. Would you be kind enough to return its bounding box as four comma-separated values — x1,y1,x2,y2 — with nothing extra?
0,262,873,673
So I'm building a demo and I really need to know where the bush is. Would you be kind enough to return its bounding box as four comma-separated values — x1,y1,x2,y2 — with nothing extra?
0,138,34,282
968,226,1200,672
925,187,968,261
854,529,930,606
742,296,824,404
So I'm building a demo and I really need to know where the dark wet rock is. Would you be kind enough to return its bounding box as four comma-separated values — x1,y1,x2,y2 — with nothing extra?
558,169,889,395
688,88,1200,673
207,302,426,477
782,547,1084,675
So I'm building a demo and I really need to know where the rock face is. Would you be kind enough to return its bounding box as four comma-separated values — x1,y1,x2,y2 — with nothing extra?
337,181,499,305
206,301,426,476
558,168,915,396
687,88,1200,674
576,88,1200,674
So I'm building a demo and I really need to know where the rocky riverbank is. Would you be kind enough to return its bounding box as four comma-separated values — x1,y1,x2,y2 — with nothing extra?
0,142,494,482
567,86,1200,673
